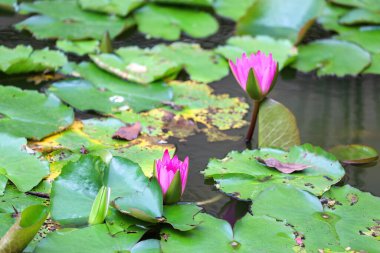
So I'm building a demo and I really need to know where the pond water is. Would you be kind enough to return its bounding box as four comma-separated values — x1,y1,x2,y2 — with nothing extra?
1,13,379,219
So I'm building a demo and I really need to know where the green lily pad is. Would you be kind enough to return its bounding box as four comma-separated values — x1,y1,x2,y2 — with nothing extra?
134,4,218,40
51,63,174,113
336,29,380,54
213,0,256,21
203,144,345,200
216,35,297,70
90,47,181,84
106,208,149,235
79,0,144,16
253,185,380,252
161,212,296,252
339,8,380,25
56,40,99,56
0,213,14,238
318,2,356,34
15,0,134,40
258,98,301,149
34,224,145,253
0,45,67,74
152,0,212,6
237,0,324,43
0,133,49,192
0,185,46,213
0,205,48,253
292,39,371,76
364,53,380,74
131,239,161,253
0,85,74,140
329,144,378,165
163,203,202,231
329,0,380,12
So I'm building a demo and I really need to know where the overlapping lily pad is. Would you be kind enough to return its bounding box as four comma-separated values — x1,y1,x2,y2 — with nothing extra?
237,0,324,43
56,40,99,56
79,0,144,16
0,185,46,213
0,133,49,192
134,4,218,40
152,0,212,6
253,185,380,252
15,0,134,40
203,144,345,200
292,39,371,76
329,0,380,12
317,2,356,34
216,36,297,70
258,98,301,149
161,212,296,253
336,29,380,54
0,85,74,140
0,45,67,74
213,0,256,21
339,8,380,25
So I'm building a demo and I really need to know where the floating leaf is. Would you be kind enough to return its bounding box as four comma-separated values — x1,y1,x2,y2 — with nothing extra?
317,2,356,34
0,85,74,140
237,0,324,43
131,239,161,253
34,224,145,253
0,45,67,74
0,185,46,213
364,53,380,74
253,185,380,252
163,203,202,231
0,133,49,192
339,8,380,25
56,40,99,56
258,98,300,149
134,4,218,40
329,144,378,165
336,29,380,54
79,0,144,16
292,39,371,76
216,35,297,70
203,144,345,200
0,205,48,253
15,0,134,40
161,212,295,252
152,0,212,6
329,0,380,12
112,122,142,141
50,63,174,113
213,0,256,20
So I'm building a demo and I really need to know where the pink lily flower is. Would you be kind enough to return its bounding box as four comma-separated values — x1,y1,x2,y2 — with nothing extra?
154,150,189,204
229,51,278,101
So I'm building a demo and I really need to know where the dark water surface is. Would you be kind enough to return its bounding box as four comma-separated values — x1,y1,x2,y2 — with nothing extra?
1,13,379,218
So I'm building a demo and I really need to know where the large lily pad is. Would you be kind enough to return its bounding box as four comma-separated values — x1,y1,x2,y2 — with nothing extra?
203,144,345,200
339,8,380,25
216,35,297,70
236,0,324,43
0,45,67,74
253,185,380,252
161,212,296,253
0,85,74,140
258,98,301,149
31,118,175,176
15,0,134,40
34,224,145,253
51,62,174,113
0,133,49,192
329,144,378,165
329,0,380,12
292,39,371,76
134,4,218,40
213,0,256,21
336,29,380,54
79,0,144,16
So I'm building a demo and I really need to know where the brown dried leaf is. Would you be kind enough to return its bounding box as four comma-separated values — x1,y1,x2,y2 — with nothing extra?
112,122,142,141
258,158,311,174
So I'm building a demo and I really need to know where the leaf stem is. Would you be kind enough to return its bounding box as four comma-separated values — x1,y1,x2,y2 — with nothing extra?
245,100,261,143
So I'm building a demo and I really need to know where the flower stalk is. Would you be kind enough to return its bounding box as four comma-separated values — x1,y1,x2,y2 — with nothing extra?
246,100,261,143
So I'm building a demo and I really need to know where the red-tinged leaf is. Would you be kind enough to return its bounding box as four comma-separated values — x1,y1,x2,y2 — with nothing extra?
258,158,311,174
112,122,142,141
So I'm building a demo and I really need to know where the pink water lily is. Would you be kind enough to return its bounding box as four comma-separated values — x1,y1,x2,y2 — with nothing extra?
155,150,189,204
229,51,278,101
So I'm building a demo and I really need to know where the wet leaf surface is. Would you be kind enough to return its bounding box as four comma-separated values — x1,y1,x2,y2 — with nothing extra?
237,0,324,43
253,185,380,252
0,133,49,192
16,0,134,40
329,144,379,165
216,35,297,70
258,98,301,149
134,4,218,40
0,45,67,74
203,144,345,200
0,86,74,140
292,39,371,76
